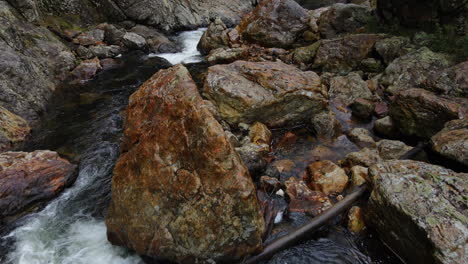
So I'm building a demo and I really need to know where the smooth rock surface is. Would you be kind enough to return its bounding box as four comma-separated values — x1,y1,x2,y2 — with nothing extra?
0,150,77,221
106,65,264,263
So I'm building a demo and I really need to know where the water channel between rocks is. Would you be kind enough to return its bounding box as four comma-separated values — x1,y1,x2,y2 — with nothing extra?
1,28,401,264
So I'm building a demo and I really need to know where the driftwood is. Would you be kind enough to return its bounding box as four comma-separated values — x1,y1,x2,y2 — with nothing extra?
241,185,368,264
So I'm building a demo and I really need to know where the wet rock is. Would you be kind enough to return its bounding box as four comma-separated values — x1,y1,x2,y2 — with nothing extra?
106,65,264,263
376,139,413,160
88,45,122,59
100,58,122,71
285,177,332,216
71,58,102,81
329,72,373,106
347,128,376,149
308,145,338,163
103,24,126,45
204,60,327,127
122,32,147,50
367,160,467,264
249,122,272,145
236,142,270,175
237,0,310,48
129,25,178,53
344,148,381,168
310,111,341,138
348,206,365,233
351,98,375,120
425,61,468,97
374,116,398,138
260,176,283,193
350,165,368,187
375,36,413,65
305,160,348,194
265,159,296,183
431,118,468,166
206,47,249,64
314,34,384,73
0,151,77,221
373,101,388,117
197,18,230,55
389,88,466,139
318,3,372,39
0,106,31,152
380,47,452,94
73,29,105,46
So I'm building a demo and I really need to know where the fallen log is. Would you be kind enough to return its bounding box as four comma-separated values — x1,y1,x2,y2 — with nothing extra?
240,184,368,264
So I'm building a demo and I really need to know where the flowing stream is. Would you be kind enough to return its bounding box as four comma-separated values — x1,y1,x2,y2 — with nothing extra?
1,30,205,264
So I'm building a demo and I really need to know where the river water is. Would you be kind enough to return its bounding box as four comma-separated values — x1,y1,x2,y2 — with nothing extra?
0,27,402,264
1,30,204,264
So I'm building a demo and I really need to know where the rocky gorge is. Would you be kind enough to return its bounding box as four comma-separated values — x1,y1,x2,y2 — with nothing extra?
0,0,467,264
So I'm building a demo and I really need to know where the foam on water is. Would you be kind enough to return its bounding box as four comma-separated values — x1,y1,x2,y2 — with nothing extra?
2,29,206,264
150,28,205,65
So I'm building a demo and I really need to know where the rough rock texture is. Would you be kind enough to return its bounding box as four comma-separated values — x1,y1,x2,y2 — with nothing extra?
389,88,466,139
350,165,368,187
431,118,468,166
314,34,384,72
70,57,102,81
426,61,468,97
0,106,31,152
0,150,77,221
374,36,413,65
373,116,398,138
0,1,76,122
329,72,373,106
318,3,372,39
203,60,328,127
367,160,468,264
237,0,310,48
305,160,348,194
122,32,147,50
310,110,341,138
347,128,376,148
285,177,332,217
106,65,264,263
113,0,255,32
376,139,412,160
344,147,381,167
197,17,229,55
380,47,452,94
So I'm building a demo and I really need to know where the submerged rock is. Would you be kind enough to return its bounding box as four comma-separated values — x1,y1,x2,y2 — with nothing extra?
0,106,31,152
237,0,310,48
106,65,264,263
389,88,466,139
204,60,327,127
285,177,332,217
367,160,468,264
0,151,77,222
431,118,468,166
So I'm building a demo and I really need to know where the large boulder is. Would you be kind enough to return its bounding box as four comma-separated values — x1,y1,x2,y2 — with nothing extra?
0,106,31,152
237,0,310,48
425,61,468,97
197,17,230,55
367,160,468,264
389,88,466,139
431,118,468,167
0,1,76,122
0,150,77,222
380,47,452,94
313,34,384,72
203,60,328,127
318,3,372,39
106,65,264,263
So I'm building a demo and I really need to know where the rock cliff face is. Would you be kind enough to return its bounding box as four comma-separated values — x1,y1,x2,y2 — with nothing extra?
0,1,76,124
106,65,264,263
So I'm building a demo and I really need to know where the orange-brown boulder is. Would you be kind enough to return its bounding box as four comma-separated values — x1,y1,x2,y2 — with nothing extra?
106,65,264,263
